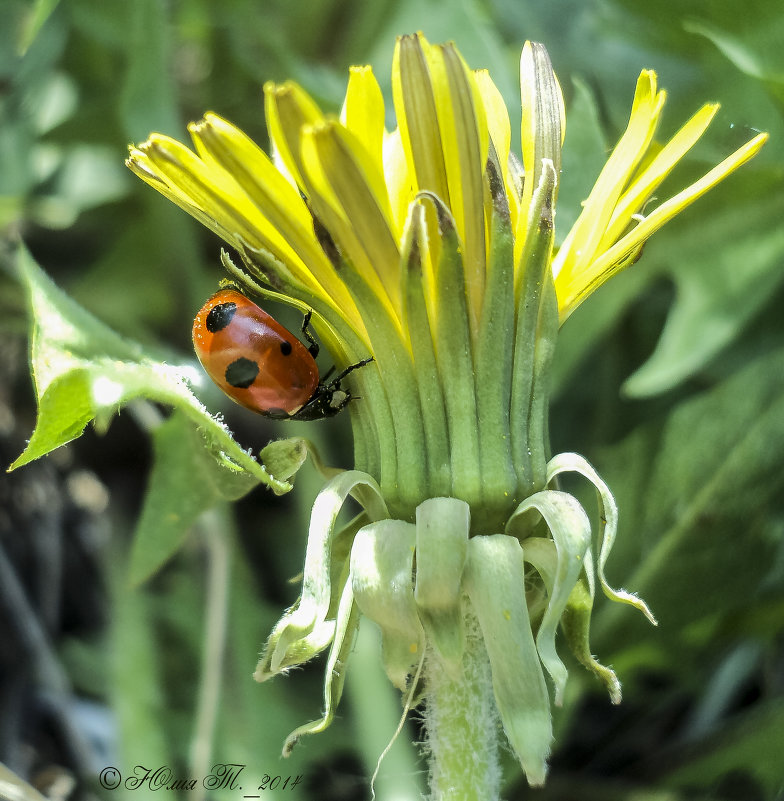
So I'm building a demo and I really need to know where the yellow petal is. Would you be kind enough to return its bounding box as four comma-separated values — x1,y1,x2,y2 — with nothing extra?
190,115,318,257
127,146,246,251
131,135,347,310
429,42,488,334
383,127,415,240
557,131,769,320
553,70,665,285
392,33,450,204
341,66,386,184
475,68,518,232
132,134,277,252
189,113,361,322
264,80,324,191
302,120,402,315
599,103,719,251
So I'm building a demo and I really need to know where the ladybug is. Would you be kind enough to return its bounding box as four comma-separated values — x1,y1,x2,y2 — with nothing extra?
192,288,372,420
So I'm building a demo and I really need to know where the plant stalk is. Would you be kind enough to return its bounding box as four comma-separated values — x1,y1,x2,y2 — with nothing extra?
424,606,501,801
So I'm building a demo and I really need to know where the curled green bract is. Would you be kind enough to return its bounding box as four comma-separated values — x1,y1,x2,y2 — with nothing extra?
254,470,386,680
258,467,652,785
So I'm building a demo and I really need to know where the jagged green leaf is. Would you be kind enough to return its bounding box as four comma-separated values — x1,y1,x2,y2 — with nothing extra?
10,245,290,494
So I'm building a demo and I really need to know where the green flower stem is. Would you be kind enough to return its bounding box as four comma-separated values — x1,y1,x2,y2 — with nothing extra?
189,509,230,801
425,606,501,801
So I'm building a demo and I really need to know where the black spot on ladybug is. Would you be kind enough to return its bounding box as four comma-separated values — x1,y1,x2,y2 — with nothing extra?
206,302,237,333
225,357,259,388
279,341,293,356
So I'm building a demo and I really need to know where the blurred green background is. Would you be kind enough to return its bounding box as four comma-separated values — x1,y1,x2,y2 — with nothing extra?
2,0,783,799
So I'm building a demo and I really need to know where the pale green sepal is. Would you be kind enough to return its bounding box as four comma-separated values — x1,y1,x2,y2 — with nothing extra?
561,574,622,704
519,536,557,586
546,452,657,625
517,536,558,622
464,534,552,787
522,532,620,702
518,535,593,635
414,497,470,675
350,519,424,691
255,470,386,680
507,490,591,706
260,437,309,481
256,620,337,681
282,577,360,755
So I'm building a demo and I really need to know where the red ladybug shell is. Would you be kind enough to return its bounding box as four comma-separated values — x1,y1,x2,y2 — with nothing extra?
192,290,319,416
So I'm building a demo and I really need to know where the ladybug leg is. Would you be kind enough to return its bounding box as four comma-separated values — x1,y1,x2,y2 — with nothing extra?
328,356,374,388
300,310,320,358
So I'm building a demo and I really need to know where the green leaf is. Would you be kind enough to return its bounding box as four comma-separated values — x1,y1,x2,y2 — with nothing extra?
684,18,784,109
17,0,61,56
596,346,784,647
623,168,784,397
129,412,258,585
119,0,179,140
10,245,289,495
664,698,784,799
12,369,94,466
